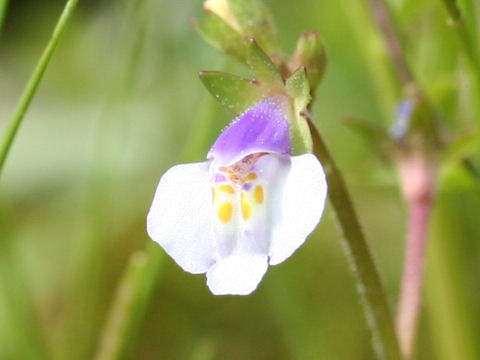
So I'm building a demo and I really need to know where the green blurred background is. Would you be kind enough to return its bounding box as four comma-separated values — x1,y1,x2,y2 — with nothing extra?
0,0,479,359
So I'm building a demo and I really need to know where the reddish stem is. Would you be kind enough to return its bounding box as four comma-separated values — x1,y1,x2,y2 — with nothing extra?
396,153,435,359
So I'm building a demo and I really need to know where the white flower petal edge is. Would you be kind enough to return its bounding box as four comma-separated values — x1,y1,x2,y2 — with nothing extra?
146,161,217,274
206,252,268,295
269,153,328,266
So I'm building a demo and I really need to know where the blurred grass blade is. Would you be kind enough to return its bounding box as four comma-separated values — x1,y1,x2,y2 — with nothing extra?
94,245,164,360
441,0,462,21
0,0,79,178
0,0,9,37
425,168,480,360
339,0,399,123
308,119,402,360
0,203,51,360
95,58,227,358
59,1,149,358
439,0,480,122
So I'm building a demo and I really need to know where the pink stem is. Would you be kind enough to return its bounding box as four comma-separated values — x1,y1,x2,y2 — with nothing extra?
397,153,435,359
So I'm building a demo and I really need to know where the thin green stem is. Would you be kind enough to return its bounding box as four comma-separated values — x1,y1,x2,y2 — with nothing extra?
340,0,399,123
366,0,422,98
0,0,9,37
0,0,79,178
440,0,480,122
441,0,479,63
307,118,402,360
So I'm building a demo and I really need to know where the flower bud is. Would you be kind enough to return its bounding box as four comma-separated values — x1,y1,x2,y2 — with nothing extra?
288,31,327,91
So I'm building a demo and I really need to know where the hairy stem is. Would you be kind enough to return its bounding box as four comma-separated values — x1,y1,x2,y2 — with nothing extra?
0,0,79,178
307,118,402,360
396,153,435,359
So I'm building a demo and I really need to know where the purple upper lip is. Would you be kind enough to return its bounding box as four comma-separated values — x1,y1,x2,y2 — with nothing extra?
207,96,292,165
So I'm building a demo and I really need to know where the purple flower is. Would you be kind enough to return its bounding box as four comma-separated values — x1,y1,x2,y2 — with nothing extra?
147,96,327,295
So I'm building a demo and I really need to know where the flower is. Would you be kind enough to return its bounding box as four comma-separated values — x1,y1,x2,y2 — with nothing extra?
147,96,327,295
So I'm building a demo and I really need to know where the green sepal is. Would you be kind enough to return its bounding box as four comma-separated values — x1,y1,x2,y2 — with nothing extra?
247,40,283,88
289,109,313,155
288,31,327,91
284,69,313,154
195,9,247,62
227,0,280,55
199,71,265,114
343,117,396,160
285,67,311,114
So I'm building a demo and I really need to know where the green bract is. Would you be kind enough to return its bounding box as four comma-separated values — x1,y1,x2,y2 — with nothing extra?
227,0,280,55
199,71,264,115
195,9,247,62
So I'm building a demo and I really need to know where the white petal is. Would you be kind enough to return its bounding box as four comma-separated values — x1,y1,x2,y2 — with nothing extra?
147,161,217,274
206,251,268,295
269,153,328,265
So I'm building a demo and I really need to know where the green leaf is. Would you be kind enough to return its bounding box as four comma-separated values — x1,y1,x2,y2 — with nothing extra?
247,40,283,87
288,31,327,91
195,9,247,62
442,133,479,165
199,71,265,114
227,0,280,55
285,67,311,114
343,117,395,159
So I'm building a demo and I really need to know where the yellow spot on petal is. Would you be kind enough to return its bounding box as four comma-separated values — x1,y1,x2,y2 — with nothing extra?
212,187,216,202
245,172,257,181
241,193,253,221
218,202,233,223
254,185,264,204
219,184,234,194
